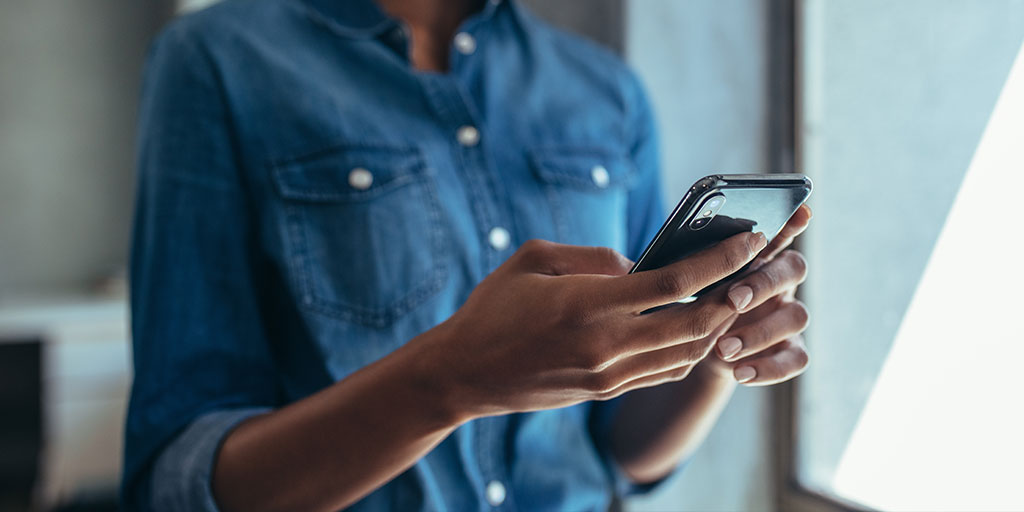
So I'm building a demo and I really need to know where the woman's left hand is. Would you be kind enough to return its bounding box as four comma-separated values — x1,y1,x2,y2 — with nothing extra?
703,204,813,385
704,289,810,385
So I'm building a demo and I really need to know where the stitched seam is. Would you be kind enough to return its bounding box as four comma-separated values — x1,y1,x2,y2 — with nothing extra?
528,149,637,190
417,76,497,273
449,82,518,270
285,202,314,310
545,182,568,244
268,142,422,168
274,171,423,202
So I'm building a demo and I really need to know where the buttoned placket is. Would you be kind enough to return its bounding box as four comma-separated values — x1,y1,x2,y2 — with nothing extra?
417,30,517,279
416,14,518,511
473,414,516,510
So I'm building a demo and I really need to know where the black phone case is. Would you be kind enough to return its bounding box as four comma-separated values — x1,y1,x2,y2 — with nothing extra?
630,174,812,292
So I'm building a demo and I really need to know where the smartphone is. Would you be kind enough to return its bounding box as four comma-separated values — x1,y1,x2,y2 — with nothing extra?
631,173,812,299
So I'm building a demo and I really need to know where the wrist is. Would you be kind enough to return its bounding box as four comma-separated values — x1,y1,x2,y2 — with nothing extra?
392,321,478,430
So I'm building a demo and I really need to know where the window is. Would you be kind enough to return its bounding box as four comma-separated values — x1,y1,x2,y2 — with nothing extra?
792,0,1024,510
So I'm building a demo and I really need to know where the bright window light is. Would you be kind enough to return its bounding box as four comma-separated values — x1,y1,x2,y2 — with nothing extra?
832,42,1024,511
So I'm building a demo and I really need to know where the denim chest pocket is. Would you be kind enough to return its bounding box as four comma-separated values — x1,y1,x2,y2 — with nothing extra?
271,144,449,328
530,147,635,251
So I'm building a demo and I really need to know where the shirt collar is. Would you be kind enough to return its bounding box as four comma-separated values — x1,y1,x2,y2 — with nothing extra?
298,0,507,39
299,0,394,38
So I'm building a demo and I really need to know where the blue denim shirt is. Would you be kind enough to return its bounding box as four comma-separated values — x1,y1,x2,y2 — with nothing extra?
123,0,667,510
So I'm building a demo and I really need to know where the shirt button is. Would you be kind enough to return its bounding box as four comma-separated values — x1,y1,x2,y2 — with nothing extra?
390,25,408,43
456,125,480,147
348,167,373,190
454,32,476,55
591,165,610,188
488,227,510,251
485,480,506,507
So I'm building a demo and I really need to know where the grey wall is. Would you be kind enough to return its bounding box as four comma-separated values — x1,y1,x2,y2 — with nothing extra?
0,1,170,297
624,1,775,511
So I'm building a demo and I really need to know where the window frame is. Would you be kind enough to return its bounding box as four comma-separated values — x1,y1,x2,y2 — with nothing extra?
768,1,874,510
773,383,875,512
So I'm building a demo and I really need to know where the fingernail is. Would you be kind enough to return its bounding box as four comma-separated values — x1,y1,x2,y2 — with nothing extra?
734,366,756,383
728,286,753,311
749,232,768,253
718,336,742,360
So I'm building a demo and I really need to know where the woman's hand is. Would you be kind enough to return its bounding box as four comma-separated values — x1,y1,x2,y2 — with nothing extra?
705,204,813,385
706,289,810,385
413,231,768,420
607,205,813,485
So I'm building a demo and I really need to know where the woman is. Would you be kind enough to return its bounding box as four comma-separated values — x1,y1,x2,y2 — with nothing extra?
123,0,813,510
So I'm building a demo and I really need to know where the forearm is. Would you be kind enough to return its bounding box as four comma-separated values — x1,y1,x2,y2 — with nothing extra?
609,362,736,484
212,328,467,512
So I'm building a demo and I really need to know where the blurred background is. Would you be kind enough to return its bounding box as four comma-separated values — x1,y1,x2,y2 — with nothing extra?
1,0,1021,511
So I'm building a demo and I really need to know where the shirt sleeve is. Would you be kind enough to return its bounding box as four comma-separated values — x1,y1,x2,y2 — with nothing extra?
121,21,280,512
589,70,687,498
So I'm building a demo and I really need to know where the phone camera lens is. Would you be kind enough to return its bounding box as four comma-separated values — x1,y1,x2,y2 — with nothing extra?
690,217,711,230
690,194,724,230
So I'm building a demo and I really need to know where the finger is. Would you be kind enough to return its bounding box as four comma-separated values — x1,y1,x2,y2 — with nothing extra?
728,294,786,331
516,239,632,276
603,314,733,380
717,300,809,362
725,250,807,313
624,289,740,354
731,337,809,386
759,204,812,261
611,231,767,312
595,363,698,400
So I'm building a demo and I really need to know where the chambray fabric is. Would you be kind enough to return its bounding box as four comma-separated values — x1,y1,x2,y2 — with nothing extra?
123,0,669,510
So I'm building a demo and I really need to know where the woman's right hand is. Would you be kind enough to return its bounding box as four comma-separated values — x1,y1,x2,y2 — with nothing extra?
212,231,765,512
411,231,768,420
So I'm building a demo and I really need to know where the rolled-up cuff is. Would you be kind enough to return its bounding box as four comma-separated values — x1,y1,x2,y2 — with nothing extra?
149,407,271,512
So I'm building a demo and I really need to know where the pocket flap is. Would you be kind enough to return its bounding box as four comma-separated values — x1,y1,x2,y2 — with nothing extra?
529,147,635,190
272,144,428,202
